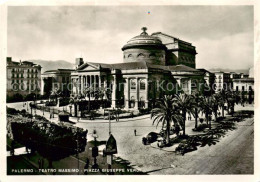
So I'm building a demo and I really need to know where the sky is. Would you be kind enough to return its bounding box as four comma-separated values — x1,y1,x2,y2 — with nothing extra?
7,6,254,70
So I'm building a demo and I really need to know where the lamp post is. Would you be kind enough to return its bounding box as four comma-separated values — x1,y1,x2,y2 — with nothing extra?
92,129,98,169
76,128,80,175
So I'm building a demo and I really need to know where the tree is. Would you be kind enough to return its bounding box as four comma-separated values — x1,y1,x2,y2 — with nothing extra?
50,88,62,104
191,92,202,129
226,91,237,116
83,87,94,112
200,96,213,129
211,94,220,121
173,93,194,136
151,95,183,144
69,95,80,117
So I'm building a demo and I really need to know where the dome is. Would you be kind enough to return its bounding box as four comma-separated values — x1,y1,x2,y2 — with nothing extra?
122,27,167,51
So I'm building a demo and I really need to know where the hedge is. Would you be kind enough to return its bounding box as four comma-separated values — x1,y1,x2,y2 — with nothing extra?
7,108,88,165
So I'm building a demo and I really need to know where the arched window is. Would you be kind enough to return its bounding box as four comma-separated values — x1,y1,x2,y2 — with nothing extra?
137,53,145,58
128,54,133,58
149,53,156,59
140,79,146,90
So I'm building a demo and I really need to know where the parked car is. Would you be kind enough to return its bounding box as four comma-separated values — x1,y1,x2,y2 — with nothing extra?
142,132,159,145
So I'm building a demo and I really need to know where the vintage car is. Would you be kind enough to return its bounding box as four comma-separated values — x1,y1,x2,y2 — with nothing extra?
142,132,159,145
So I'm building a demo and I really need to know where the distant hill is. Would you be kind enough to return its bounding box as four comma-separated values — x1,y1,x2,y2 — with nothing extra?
27,60,75,73
207,68,249,74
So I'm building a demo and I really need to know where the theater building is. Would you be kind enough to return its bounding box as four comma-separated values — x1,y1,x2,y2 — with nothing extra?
70,27,209,112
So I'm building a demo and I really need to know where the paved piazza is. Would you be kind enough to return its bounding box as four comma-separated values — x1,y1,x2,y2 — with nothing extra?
7,102,254,174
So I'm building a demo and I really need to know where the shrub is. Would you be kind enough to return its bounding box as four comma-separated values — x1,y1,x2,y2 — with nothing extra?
9,116,88,163
7,107,19,115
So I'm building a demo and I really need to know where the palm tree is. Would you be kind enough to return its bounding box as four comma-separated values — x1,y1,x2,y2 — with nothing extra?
211,94,220,121
226,91,237,116
200,96,213,129
69,95,80,117
173,93,194,136
191,92,202,129
151,95,183,144
219,89,228,117
83,87,94,112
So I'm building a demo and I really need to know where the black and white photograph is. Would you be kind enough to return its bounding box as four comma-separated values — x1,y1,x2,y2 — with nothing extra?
1,1,259,181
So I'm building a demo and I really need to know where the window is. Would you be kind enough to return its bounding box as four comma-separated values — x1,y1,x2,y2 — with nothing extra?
137,53,145,58
242,86,245,91
236,86,238,91
140,80,146,90
149,53,156,59
130,79,136,90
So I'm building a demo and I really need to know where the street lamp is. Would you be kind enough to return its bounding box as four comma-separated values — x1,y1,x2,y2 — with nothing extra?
92,129,99,169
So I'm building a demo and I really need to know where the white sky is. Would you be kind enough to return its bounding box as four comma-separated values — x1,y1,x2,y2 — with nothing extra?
7,6,254,70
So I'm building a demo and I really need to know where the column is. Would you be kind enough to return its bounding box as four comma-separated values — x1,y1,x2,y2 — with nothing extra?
125,77,129,109
76,78,78,95
79,76,81,95
111,75,116,108
145,78,149,109
81,75,84,94
98,75,101,88
90,75,93,89
188,79,192,94
134,77,139,110
94,75,97,91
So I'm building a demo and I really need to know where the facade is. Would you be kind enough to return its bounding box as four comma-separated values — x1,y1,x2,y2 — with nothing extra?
233,78,254,92
212,71,232,91
70,27,206,113
6,57,41,97
41,69,74,97
197,69,215,95
151,32,197,68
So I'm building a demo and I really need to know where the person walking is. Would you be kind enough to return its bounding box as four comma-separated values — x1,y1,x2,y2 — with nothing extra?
175,125,180,136
41,158,44,168
38,158,41,169
134,129,137,136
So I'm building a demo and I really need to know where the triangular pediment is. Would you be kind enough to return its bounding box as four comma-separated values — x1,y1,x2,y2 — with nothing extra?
77,62,99,71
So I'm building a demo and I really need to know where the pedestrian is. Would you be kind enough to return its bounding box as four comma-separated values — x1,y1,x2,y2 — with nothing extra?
84,158,90,173
38,158,41,169
41,158,44,168
175,125,180,136
134,129,137,136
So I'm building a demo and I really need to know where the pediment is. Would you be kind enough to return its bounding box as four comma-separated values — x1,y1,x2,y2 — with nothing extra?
77,63,99,71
